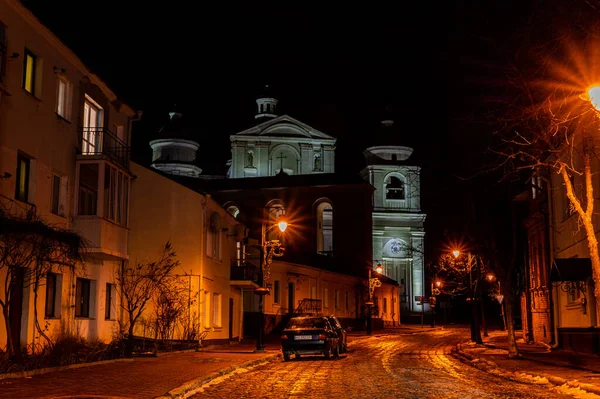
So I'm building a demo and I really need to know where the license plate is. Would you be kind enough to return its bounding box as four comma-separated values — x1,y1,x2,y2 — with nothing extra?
294,335,313,340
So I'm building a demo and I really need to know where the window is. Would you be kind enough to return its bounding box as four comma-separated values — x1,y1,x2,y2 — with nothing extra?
45,273,58,318
103,164,129,225
15,153,31,202
212,293,222,328
316,202,333,254
273,281,280,304
22,49,36,94
82,97,103,154
334,289,339,309
75,278,91,318
105,283,116,320
345,291,349,310
56,76,72,120
383,298,388,314
0,23,6,82
323,288,329,308
207,213,222,259
310,285,316,299
203,291,211,329
51,174,66,216
78,163,98,215
386,176,405,200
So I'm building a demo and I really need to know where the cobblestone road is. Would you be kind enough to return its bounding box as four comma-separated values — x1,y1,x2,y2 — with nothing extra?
189,328,577,399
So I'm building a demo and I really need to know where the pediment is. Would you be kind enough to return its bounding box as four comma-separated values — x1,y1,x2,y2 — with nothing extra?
232,115,336,142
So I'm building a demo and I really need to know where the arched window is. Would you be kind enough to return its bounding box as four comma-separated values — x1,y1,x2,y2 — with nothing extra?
316,202,333,255
385,176,405,200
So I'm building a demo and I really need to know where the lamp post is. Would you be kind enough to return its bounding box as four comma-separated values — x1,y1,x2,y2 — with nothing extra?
254,216,287,353
366,263,383,335
453,249,482,344
430,280,441,327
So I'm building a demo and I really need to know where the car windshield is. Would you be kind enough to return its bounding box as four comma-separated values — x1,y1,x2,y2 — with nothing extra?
287,318,325,329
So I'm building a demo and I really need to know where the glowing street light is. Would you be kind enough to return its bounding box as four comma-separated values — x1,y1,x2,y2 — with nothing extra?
254,212,288,353
366,263,382,336
452,250,460,258
587,85,600,111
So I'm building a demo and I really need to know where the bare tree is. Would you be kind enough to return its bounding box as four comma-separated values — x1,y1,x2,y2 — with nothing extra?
116,241,180,356
0,203,86,358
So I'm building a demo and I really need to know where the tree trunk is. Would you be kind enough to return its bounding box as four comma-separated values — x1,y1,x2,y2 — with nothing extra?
1,304,14,357
480,289,488,337
505,293,520,358
126,317,135,357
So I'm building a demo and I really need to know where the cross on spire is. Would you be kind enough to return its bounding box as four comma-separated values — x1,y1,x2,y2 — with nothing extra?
277,152,286,171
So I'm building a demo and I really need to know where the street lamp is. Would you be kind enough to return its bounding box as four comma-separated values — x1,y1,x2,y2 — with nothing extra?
366,262,382,335
430,280,442,327
486,273,506,331
254,214,287,353
452,249,482,344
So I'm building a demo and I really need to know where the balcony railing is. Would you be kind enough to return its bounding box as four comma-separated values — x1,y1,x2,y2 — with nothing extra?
78,127,130,169
230,260,261,284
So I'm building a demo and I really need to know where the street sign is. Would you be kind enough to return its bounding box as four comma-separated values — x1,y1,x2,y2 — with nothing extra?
496,295,504,304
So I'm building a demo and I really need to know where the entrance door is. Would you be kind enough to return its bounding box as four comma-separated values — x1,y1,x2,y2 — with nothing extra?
9,268,24,352
228,298,234,340
288,282,295,314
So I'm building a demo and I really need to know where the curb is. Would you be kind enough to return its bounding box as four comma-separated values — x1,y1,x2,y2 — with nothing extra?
153,353,282,399
453,344,600,397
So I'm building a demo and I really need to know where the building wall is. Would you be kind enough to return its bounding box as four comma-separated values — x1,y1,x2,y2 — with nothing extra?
128,163,243,343
0,0,135,350
259,261,399,331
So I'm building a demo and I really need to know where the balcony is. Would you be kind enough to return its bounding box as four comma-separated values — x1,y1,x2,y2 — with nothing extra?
78,127,130,169
72,216,129,260
230,260,261,288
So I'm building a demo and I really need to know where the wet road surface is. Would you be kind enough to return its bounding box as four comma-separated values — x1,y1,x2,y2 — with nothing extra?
190,328,582,399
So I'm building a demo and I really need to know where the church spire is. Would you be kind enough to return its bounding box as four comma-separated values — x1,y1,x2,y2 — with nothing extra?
255,84,278,120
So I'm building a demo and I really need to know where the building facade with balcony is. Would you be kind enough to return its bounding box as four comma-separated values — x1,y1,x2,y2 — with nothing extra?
0,0,138,350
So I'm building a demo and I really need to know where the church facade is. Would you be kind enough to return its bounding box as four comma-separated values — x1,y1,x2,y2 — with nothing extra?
150,88,427,315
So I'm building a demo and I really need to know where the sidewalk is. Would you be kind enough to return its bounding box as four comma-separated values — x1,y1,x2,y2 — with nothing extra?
0,339,282,399
454,329,600,396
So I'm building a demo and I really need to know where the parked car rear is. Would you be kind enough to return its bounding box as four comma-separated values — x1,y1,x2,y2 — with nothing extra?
281,316,340,361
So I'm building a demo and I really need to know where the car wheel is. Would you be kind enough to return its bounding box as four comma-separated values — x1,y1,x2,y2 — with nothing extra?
324,343,332,359
283,352,291,361
295,353,301,359
333,342,340,359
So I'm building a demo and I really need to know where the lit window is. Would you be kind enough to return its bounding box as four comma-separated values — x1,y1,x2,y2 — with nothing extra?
56,76,72,120
82,97,103,154
22,49,36,94
15,153,31,202
212,293,222,327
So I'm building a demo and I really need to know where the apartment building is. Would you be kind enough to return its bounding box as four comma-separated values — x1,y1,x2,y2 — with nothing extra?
0,0,138,350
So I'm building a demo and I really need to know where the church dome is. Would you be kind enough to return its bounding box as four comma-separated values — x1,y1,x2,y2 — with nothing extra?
363,105,414,165
155,108,198,141
255,84,278,121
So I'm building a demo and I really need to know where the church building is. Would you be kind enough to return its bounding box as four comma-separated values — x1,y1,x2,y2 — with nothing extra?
148,86,426,317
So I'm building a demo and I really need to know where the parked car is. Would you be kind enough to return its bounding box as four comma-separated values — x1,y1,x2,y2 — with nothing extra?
281,315,340,361
326,315,347,353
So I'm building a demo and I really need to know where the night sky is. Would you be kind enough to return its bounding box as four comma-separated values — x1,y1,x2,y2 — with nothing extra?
21,0,590,258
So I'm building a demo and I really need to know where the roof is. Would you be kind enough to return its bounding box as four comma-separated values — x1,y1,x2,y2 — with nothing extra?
550,258,592,282
232,114,336,141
